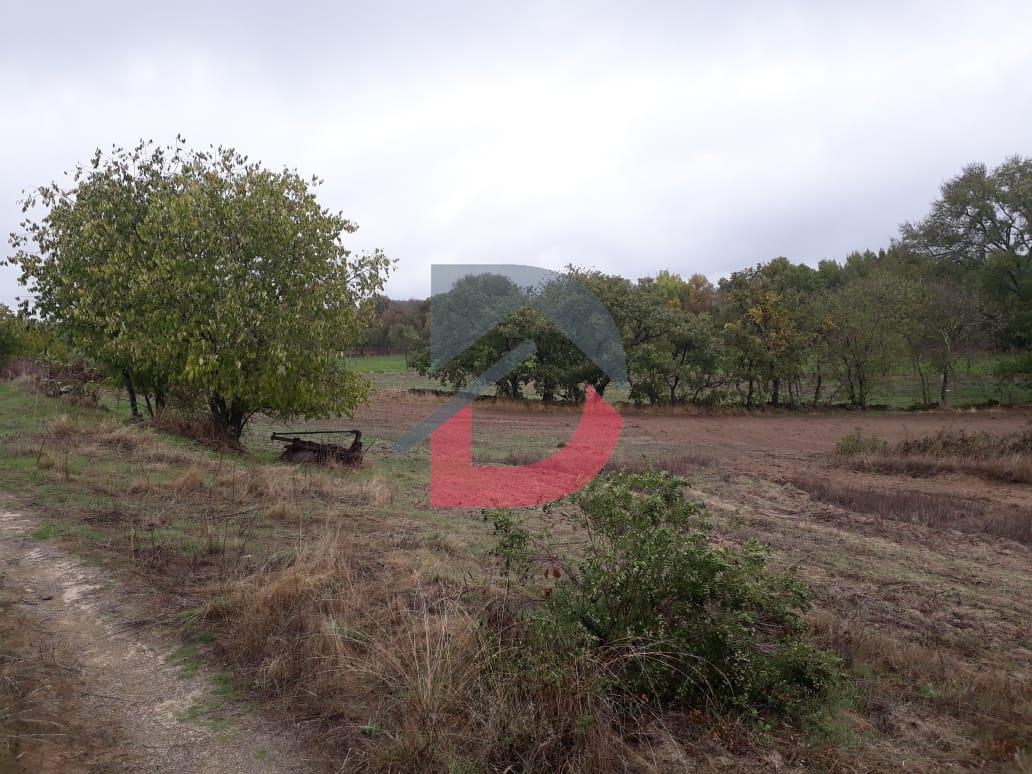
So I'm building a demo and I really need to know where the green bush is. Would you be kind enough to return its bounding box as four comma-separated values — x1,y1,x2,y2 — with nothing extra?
834,426,886,456
494,471,838,717
995,353,1032,394
0,311,71,371
0,306,24,367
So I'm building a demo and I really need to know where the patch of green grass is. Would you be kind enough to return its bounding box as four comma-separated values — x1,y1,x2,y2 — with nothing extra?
30,520,106,544
174,695,225,727
804,683,865,751
343,351,1032,407
347,354,408,373
170,644,203,678
173,672,244,733
359,720,381,737
0,382,77,435
870,355,1032,408
209,671,242,703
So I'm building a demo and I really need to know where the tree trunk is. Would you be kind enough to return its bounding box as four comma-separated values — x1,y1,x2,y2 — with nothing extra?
940,368,950,407
209,394,248,442
843,360,857,406
540,380,555,403
770,375,781,407
123,371,140,419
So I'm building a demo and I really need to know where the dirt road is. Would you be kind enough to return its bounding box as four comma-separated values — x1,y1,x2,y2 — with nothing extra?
0,509,313,773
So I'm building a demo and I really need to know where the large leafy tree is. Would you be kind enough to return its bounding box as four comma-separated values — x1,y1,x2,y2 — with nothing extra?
361,296,428,354
823,271,914,408
8,140,391,440
629,311,722,405
903,275,986,406
8,141,183,415
719,258,818,406
409,273,537,399
900,157,1032,351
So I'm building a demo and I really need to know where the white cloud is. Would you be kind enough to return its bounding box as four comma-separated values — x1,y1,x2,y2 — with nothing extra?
2,0,1031,307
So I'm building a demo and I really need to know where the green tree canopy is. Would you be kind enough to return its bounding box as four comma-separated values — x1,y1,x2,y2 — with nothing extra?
900,157,1032,350
7,140,392,439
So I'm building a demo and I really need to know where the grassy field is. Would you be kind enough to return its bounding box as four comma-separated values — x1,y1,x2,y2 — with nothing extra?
346,353,407,373
1,378,1030,771
347,353,1032,408
871,354,1032,408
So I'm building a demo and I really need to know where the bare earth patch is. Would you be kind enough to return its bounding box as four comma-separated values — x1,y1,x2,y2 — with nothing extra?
0,508,314,774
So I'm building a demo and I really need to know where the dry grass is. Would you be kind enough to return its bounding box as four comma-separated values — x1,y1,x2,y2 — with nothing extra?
266,502,302,525
1,562,129,768
205,530,670,772
215,466,392,507
498,449,718,476
34,450,59,471
809,611,1032,761
790,477,1032,543
148,410,242,451
38,411,210,470
15,382,1029,770
127,479,154,496
893,429,1032,459
166,466,207,494
498,448,550,466
89,423,153,453
842,453,1032,485
345,475,393,506
605,449,717,475
44,413,79,441
835,428,1032,484
0,601,59,765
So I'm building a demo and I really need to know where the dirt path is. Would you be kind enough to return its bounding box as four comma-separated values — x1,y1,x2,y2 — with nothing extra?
0,509,314,773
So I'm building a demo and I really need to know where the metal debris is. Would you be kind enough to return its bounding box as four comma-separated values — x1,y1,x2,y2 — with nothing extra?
271,429,364,466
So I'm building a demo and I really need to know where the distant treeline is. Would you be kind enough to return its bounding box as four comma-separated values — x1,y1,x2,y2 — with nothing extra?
364,157,1031,408
355,297,428,355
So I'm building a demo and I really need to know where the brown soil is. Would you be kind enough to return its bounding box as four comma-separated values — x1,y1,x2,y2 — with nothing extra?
354,394,1032,516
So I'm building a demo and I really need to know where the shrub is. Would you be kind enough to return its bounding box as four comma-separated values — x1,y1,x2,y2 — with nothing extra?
834,427,886,456
995,353,1032,394
496,471,838,716
892,429,1032,459
0,307,24,368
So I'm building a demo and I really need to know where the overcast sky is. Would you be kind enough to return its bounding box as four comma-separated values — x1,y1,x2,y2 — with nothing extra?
2,0,1031,307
